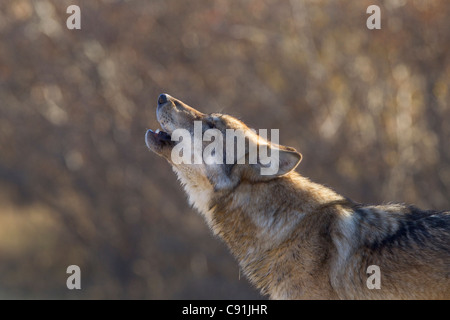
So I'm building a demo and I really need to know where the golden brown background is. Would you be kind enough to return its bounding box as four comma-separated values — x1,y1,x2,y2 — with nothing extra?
0,0,449,299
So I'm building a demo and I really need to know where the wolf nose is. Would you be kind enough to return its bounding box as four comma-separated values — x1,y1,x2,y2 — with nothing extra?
158,93,169,105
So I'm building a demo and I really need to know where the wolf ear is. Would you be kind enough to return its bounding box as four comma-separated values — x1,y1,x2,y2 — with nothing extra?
241,145,302,179
272,147,302,176
263,146,302,177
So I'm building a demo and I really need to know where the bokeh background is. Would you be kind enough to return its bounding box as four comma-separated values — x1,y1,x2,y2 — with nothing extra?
0,0,449,299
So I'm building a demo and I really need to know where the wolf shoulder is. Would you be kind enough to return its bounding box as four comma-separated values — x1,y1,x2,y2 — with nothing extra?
335,202,450,252
329,203,450,298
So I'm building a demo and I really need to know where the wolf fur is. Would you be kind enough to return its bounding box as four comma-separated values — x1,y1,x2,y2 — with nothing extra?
145,94,450,299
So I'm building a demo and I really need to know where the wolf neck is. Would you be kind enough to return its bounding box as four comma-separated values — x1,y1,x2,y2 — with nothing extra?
174,166,343,286
182,169,345,298
172,166,217,225
174,167,344,238
208,171,344,234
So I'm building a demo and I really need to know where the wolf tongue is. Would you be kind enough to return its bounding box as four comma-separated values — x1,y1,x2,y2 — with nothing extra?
158,131,171,141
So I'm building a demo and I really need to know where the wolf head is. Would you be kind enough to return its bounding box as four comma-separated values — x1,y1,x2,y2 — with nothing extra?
145,94,302,192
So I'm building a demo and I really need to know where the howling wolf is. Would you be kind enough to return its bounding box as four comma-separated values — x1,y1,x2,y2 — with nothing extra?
145,93,450,299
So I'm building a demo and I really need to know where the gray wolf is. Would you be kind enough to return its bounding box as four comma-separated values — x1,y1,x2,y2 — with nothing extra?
145,93,450,299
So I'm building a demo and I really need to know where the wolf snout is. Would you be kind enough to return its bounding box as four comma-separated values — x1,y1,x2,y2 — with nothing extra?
158,93,170,106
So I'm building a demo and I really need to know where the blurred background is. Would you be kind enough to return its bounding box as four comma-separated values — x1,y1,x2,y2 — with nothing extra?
0,0,449,299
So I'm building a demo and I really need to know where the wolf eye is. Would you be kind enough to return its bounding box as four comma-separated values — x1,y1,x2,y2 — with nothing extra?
206,119,216,129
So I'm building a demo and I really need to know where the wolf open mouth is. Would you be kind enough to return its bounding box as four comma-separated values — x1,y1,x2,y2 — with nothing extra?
148,128,172,142
145,128,174,152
